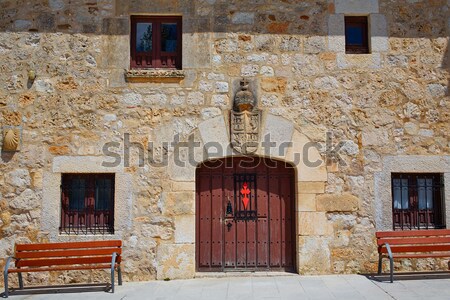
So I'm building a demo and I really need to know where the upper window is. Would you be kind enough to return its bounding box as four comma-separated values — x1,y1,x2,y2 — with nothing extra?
130,16,182,69
345,16,369,54
392,173,445,230
60,174,115,235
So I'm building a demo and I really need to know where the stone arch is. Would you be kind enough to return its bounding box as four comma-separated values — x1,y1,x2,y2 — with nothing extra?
161,112,329,276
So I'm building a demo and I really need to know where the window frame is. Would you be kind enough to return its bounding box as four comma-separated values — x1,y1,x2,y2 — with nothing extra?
344,16,369,54
130,15,182,69
391,173,445,231
60,173,115,235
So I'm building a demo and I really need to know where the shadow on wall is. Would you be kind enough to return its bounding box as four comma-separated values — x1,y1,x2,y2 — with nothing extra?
0,0,448,92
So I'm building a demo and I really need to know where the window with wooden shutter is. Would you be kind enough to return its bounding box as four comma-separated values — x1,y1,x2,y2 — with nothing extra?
60,174,115,235
345,16,369,54
131,16,182,69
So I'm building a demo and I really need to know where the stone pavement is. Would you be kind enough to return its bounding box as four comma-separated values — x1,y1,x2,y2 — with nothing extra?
3,274,450,300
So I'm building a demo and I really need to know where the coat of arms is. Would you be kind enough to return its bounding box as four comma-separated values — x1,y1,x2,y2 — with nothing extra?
230,79,261,154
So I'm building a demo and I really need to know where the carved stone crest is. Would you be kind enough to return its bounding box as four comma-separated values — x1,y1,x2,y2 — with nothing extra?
230,79,261,154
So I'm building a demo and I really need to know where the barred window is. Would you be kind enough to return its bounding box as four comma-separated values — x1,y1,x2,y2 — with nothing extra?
392,173,445,230
60,174,115,235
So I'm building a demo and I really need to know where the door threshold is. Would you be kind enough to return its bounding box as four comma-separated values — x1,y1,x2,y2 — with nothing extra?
195,271,298,278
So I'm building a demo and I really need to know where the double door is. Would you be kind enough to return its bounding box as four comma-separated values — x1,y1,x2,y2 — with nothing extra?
196,157,295,272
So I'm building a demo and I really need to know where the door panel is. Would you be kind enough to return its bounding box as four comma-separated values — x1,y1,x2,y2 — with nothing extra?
211,175,223,267
196,157,295,272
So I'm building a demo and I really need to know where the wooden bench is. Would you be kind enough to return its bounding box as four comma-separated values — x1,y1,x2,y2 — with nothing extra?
3,240,122,297
376,229,450,282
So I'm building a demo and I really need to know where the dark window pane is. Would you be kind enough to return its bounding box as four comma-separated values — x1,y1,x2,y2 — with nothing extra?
136,23,152,52
95,177,112,210
69,177,85,210
161,23,177,52
346,26,364,45
393,178,409,209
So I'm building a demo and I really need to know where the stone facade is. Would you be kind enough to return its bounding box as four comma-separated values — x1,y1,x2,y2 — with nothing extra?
0,0,449,286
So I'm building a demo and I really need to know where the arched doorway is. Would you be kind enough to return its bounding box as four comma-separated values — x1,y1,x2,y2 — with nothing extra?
196,157,296,272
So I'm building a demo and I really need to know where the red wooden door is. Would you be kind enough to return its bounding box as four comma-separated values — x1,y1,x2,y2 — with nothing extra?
196,157,295,272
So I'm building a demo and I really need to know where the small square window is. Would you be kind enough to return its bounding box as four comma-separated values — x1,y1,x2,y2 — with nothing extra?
60,174,115,235
345,16,369,54
130,16,182,69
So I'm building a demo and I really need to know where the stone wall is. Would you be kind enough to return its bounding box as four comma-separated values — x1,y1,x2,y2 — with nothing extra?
0,0,449,286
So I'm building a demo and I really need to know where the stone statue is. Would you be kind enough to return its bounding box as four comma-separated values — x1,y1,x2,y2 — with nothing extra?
230,79,261,154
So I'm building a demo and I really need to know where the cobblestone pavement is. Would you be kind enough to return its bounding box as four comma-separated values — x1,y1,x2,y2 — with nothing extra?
3,274,450,300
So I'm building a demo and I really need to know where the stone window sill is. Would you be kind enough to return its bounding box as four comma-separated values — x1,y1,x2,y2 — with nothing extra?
125,69,185,83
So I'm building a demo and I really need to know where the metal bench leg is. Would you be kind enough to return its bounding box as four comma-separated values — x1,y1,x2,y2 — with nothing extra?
377,254,383,275
110,252,117,293
18,272,23,290
118,265,122,286
384,243,394,283
4,257,13,298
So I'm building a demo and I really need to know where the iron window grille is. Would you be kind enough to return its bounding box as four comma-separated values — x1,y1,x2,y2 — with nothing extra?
60,174,115,235
130,16,182,69
392,173,445,230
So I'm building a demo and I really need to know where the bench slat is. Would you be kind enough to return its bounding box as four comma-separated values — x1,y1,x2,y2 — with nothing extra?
15,248,122,259
376,229,450,238
16,256,121,268
377,237,450,246
15,240,122,252
383,253,450,259
380,244,450,254
8,264,119,273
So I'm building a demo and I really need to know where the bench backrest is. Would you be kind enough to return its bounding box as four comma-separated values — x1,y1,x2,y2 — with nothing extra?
376,229,450,253
14,240,122,268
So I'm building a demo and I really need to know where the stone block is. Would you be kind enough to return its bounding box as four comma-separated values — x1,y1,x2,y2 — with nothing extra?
241,64,259,77
172,181,195,191
211,94,230,107
328,14,345,52
162,192,195,216
6,169,30,188
9,189,40,211
102,18,129,35
198,115,231,159
53,156,124,173
298,236,331,274
286,131,327,182
298,212,333,236
14,20,32,31
297,194,316,212
336,53,382,70
174,215,195,243
231,12,255,25
261,77,287,93
298,182,325,194
187,92,205,105
335,0,379,14
156,244,195,280
316,193,359,212
101,35,129,69
370,14,388,52
30,170,43,189
183,32,211,68
304,36,327,54
259,114,294,158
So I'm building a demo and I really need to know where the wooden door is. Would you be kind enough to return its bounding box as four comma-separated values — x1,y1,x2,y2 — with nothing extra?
196,157,295,272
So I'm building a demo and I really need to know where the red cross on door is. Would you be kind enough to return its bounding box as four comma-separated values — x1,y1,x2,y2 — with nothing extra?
241,182,250,209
